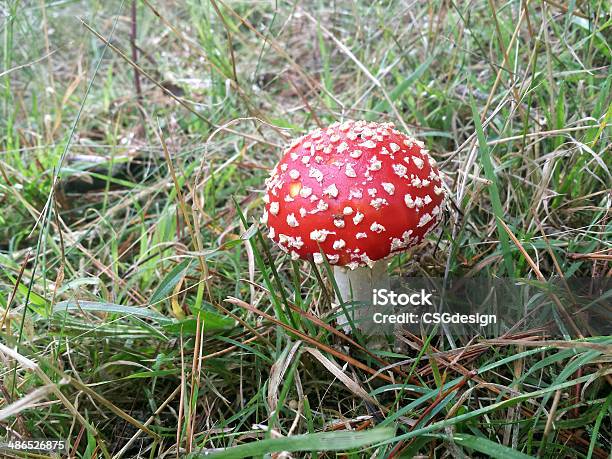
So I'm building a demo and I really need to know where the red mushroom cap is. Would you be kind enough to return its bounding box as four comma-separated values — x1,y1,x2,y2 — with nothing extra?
262,120,447,269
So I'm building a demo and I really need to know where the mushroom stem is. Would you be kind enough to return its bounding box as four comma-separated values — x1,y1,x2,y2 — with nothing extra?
334,260,390,332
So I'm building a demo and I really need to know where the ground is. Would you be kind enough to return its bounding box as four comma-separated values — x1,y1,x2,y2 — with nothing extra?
0,1,611,458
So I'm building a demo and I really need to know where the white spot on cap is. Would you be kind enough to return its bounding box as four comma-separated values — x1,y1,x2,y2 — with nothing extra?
370,222,386,233
353,212,364,225
361,253,375,268
411,176,422,188
393,164,408,178
328,254,339,264
350,149,362,159
368,156,382,171
381,182,395,195
337,141,349,153
323,184,339,198
333,239,346,250
415,197,423,208
345,163,357,177
301,156,311,165
343,206,353,215
289,169,300,180
356,232,367,239
424,195,432,205
310,229,332,242
434,185,444,195
284,195,294,202
390,238,406,251
313,253,324,264
280,163,288,171
404,194,415,208
299,207,307,217
262,194,270,204
268,227,275,239
279,235,304,249
412,157,424,169
310,199,329,214
418,213,433,227
389,142,400,153
368,188,377,197
359,140,377,149
270,202,280,215
432,206,440,216
349,188,363,199
308,167,323,183
370,198,388,209
286,213,299,227
333,218,345,228
300,187,312,198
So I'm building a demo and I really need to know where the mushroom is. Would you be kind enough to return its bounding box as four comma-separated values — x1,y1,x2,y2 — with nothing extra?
262,120,447,331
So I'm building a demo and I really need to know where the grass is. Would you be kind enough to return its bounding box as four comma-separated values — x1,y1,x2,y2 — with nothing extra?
0,0,611,457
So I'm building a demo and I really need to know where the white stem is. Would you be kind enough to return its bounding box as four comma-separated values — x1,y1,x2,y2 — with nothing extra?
333,260,390,332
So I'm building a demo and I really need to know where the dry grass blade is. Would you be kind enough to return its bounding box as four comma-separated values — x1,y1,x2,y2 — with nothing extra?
0,343,38,371
497,217,585,338
111,385,181,459
481,339,612,353
0,250,31,330
0,343,111,458
305,347,380,407
0,384,57,422
225,297,395,383
268,341,302,419
244,280,416,383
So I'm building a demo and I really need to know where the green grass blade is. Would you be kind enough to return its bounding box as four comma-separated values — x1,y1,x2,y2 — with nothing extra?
149,259,193,305
470,98,514,275
587,392,612,459
369,56,434,117
448,433,535,458
53,300,172,323
191,427,395,459
385,371,603,445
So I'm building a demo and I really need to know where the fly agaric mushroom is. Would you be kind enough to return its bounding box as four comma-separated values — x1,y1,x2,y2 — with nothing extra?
261,120,447,330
